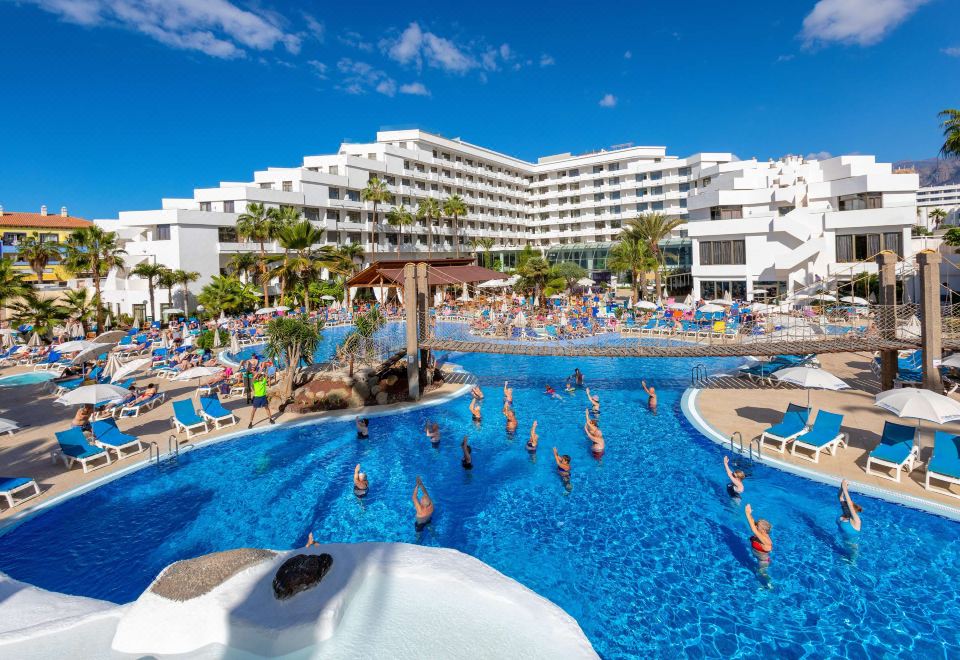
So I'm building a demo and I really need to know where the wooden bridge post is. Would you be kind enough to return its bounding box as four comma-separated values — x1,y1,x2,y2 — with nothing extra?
416,262,430,385
917,250,944,393
876,251,898,391
403,263,420,400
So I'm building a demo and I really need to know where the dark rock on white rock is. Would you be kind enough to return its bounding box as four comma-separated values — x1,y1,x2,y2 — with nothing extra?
272,553,333,600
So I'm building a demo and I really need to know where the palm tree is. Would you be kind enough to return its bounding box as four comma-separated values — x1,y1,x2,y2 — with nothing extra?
9,293,67,339
385,206,414,256
336,244,365,276
264,316,323,400
0,258,30,321
227,252,258,283
608,234,657,304
171,270,200,315
417,197,442,257
63,226,126,331
930,207,948,229
60,287,95,333
471,237,495,268
197,275,261,316
361,177,391,256
16,233,61,285
157,267,176,309
443,195,468,257
940,108,960,159
237,202,276,307
339,307,385,377
624,212,684,301
518,256,551,307
130,262,168,321
270,221,329,310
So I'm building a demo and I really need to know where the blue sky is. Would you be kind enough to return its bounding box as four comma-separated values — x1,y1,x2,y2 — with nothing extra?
0,0,957,219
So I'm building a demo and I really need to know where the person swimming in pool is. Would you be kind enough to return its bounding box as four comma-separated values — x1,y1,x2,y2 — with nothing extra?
744,503,773,572
503,380,513,407
723,456,746,500
471,385,484,400
572,368,584,387
585,387,600,415
470,396,482,423
584,409,605,457
504,406,518,435
412,476,434,530
526,420,539,452
461,436,473,470
641,380,657,414
425,421,441,446
353,463,369,498
553,447,571,475
545,384,562,400
564,377,576,394
837,479,862,538
356,417,369,439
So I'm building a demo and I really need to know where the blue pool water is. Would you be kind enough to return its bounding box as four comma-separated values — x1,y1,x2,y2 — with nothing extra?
1,342,959,657
0,371,56,387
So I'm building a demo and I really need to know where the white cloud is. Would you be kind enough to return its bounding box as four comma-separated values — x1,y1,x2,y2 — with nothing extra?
19,0,301,59
539,53,555,67
399,82,430,96
307,60,327,78
383,22,485,74
303,14,324,42
776,54,795,62
623,50,632,59
388,22,423,65
336,57,395,96
338,30,374,52
806,151,834,160
499,43,511,60
598,93,617,108
422,31,475,72
801,0,929,47
943,46,960,57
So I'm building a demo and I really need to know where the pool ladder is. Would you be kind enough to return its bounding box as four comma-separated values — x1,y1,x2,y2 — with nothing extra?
691,363,708,387
729,432,763,462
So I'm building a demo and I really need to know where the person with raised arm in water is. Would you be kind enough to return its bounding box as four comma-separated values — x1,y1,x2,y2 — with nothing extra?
723,456,746,500
553,447,572,490
461,436,473,470
744,503,773,572
837,479,862,538
353,464,369,498
586,387,600,415
504,405,518,435
584,409,605,457
572,368,584,387
641,380,657,414
355,417,369,439
412,476,434,531
503,380,513,407
526,420,539,453
424,421,441,446
469,396,482,423
471,385,484,400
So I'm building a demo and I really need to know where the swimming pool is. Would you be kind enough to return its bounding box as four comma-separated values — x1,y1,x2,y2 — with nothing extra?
0,371,56,387
1,349,958,657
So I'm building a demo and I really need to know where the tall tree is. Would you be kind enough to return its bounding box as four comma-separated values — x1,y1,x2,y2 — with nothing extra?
0,257,30,321
64,225,126,331
385,206,414,256
60,287,95,333
270,220,331,312
197,275,261,316
336,244,365,275
443,195,468,257
227,251,258,283
518,256,551,307
172,270,200,315
608,234,657,304
130,262,168,321
157,267,176,309
624,212,684,301
361,177,391,256
237,202,276,307
940,108,960,159
416,197,441,257
929,207,947,229
471,237,495,268
16,233,61,285
265,316,323,400
9,293,67,339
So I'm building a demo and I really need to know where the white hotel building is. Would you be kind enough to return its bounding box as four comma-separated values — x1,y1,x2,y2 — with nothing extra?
94,129,918,317
917,183,960,229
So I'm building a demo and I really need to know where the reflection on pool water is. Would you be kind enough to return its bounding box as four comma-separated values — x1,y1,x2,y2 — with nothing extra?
0,371,56,387
0,346,959,657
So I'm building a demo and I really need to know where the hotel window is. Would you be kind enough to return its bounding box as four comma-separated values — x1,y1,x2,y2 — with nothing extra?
650,172,662,181
199,202,211,212
326,210,339,220
652,201,664,210
569,169,579,177
710,206,743,220
259,183,272,190
156,225,171,240
282,181,293,192
609,177,619,185
835,232,902,261
635,174,647,182
611,191,621,200
838,193,882,211
594,193,605,202
303,207,320,222
223,201,235,213
217,227,237,242
330,166,339,175
2,232,26,246
329,188,340,200
678,167,691,176
699,240,746,265
652,186,663,195
679,183,690,193
39,233,59,243
345,190,360,202
593,165,603,174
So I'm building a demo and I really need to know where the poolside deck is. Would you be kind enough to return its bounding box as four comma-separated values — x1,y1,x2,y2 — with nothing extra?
692,351,960,513
0,368,466,522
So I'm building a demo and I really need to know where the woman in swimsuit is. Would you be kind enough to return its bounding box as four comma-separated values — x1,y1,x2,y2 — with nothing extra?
469,397,482,423
552,447,572,490
503,380,513,407
504,406,518,435
425,421,441,446
641,380,657,414
353,464,369,498
526,420,539,453
573,368,584,387
356,418,369,439
723,456,746,500
584,409,605,457
412,476,434,531
837,479,862,538
585,388,600,415
461,436,473,469
471,385,484,400
744,503,773,571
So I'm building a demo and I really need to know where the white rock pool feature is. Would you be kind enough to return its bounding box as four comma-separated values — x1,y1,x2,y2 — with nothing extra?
13,541,596,658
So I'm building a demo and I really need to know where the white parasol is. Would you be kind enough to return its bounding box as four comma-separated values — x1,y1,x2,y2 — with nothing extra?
109,357,152,383
56,383,132,406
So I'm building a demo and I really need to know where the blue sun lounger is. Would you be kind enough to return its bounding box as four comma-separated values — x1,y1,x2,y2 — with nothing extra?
91,419,144,461
55,427,111,473
760,403,811,453
866,421,918,483
0,477,41,510
172,399,209,438
790,410,847,463
925,432,960,499
199,396,238,429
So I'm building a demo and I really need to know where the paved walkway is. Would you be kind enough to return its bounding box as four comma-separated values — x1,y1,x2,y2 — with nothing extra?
0,367,465,522
693,351,960,512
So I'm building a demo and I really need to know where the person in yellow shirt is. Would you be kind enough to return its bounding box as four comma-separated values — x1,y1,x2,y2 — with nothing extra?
247,371,275,429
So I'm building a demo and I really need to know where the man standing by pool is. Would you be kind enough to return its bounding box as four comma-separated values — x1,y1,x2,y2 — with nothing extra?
247,370,275,429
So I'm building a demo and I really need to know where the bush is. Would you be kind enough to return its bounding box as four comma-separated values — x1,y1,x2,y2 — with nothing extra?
196,328,229,350
912,225,932,237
